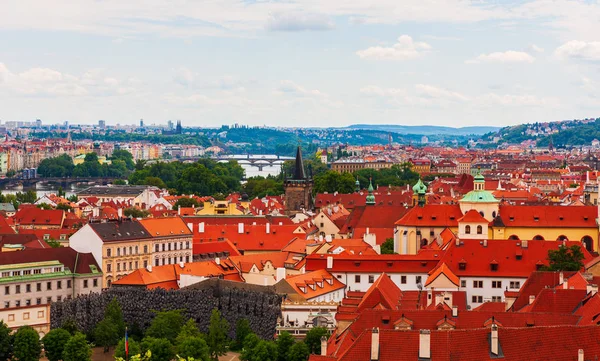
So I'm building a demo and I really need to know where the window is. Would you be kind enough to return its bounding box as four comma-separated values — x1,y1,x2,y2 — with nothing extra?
117,248,121,256
473,280,483,288
186,241,190,249
107,264,112,272
492,281,502,288
36,298,41,305
13,270,21,276
155,259,159,266
143,260,148,268
477,225,483,234
492,296,502,302
38,310,44,318
401,276,407,284
336,275,342,279
47,297,52,303
23,312,29,320
107,248,112,257
23,270,31,275
155,244,159,252
185,256,190,263
93,279,98,287
83,280,89,288
135,246,138,254
144,245,148,253
15,285,20,294
355,275,361,283
26,284,31,293
57,281,62,290
465,225,471,234
36,283,41,292
57,296,62,302
67,280,72,289
4,286,9,295
416,276,422,285
368,275,375,283
135,261,138,269
471,295,483,303
162,244,166,252
510,281,521,289
117,263,121,272
8,314,14,321
54,267,62,273
461,280,466,288
129,247,133,255
1,271,9,277
174,243,178,250
33,269,41,275
490,263,498,271
3,302,9,308
15,301,20,307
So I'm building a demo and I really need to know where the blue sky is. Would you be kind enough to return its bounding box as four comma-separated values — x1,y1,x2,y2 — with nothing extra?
0,0,599,128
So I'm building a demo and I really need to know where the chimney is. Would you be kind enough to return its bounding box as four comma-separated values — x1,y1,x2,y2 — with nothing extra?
326,256,333,269
198,222,205,233
117,208,123,219
521,240,528,248
483,239,488,247
146,264,152,272
178,207,181,215
455,238,460,247
187,223,193,232
321,336,328,356
529,295,535,304
319,234,324,242
325,235,333,243
452,305,458,317
370,328,379,361
578,349,584,361
559,272,564,285
490,324,499,356
563,279,569,289
179,262,185,268
238,222,244,234
587,284,598,295
276,267,286,282
419,330,431,359
266,222,271,234
215,257,220,265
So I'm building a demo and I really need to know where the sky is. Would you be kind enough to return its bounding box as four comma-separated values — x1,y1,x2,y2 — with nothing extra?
0,0,599,128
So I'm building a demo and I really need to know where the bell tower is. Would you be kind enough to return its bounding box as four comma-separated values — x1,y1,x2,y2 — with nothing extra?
284,146,314,214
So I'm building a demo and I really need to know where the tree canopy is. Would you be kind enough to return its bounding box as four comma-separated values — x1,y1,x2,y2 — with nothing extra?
12,326,41,361
545,245,585,271
206,309,229,361
42,328,71,361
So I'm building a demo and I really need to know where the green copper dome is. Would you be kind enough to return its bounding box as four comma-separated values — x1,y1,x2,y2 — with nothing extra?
366,179,375,205
460,190,499,203
412,178,427,194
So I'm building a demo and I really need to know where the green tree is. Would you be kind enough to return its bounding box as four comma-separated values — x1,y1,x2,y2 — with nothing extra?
142,177,167,189
232,318,252,351
314,171,356,194
60,319,79,335
304,327,328,355
276,331,294,361
240,333,260,361
141,337,175,361
176,337,209,361
173,197,200,210
46,239,63,248
206,309,229,361
111,150,135,170
94,318,118,352
37,203,53,210
176,319,202,345
146,310,184,343
381,238,395,254
545,245,586,271
56,203,73,211
124,207,151,218
287,341,309,361
105,298,126,337
42,328,71,361
62,332,91,361
115,338,142,359
0,321,12,361
13,326,41,361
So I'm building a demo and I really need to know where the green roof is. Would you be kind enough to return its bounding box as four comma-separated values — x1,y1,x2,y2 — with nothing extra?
460,190,499,203
366,179,375,205
412,179,427,194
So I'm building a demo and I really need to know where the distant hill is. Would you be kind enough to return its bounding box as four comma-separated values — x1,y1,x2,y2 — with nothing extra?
344,124,500,135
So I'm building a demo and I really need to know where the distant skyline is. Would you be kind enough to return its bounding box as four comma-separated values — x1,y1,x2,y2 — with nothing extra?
0,1,599,128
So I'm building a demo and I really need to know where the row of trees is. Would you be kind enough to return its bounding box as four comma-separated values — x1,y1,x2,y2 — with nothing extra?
313,163,420,194
239,327,327,361
37,150,135,178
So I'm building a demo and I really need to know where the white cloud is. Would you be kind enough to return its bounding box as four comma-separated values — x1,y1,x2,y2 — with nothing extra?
276,80,324,97
528,44,544,53
266,13,334,31
356,35,431,61
555,40,600,61
466,51,535,64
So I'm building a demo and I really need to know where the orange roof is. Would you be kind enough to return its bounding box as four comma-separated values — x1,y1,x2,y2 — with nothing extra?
425,262,459,287
285,269,345,300
138,216,192,237
457,209,487,223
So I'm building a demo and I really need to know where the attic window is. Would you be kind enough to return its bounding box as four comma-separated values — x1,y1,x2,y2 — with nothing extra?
354,262,361,267
449,216,455,220
533,217,539,222
458,262,466,270
431,216,437,220
509,217,514,221
387,261,393,267
559,216,564,221
490,263,498,271
584,217,589,221
417,216,423,220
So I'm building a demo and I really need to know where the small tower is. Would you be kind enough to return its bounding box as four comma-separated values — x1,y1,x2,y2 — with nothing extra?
412,178,427,207
355,177,361,193
284,146,313,215
366,178,375,205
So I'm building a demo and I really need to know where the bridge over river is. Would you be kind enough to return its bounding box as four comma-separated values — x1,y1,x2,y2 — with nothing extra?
177,154,294,171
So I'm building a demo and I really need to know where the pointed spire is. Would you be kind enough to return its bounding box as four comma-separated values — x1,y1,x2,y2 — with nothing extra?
293,146,306,180
366,178,375,205
355,177,361,192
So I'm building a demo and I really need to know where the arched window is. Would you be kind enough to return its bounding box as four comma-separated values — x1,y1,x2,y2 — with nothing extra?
479,211,485,218
508,235,520,240
465,225,471,234
557,235,568,241
477,225,483,234
143,245,148,253
129,247,132,255
582,236,594,252
533,235,545,240
135,246,138,254
492,211,497,218
117,248,121,256
421,239,428,248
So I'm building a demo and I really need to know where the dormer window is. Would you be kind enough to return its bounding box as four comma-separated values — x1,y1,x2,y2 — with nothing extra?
509,217,514,221
459,261,466,270
490,262,498,271
533,217,539,222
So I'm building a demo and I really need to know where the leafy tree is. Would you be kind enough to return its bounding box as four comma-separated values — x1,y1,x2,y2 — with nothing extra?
146,310,184,343
304,327,328,355
241,176,284,198
381,238,395,254
287,341,310,361
113,179,127,185
232,318,252,351
176,319,202,345
61,319,79,335
314,171,356,194
42,328,71,361
46,239,63,248
94,318,118,352
176,336,210,361
105,298,126,337
206,309,229,361
12,326,41,361
0,321,12,361
173,197,200,210
251,340,277,361
62,332,91,361
240,333,260,361
56,203,73,211
111,150,135,170
6,170,16,178
142,176,167,189
124,207,151,218
141,337,175,361
276,331,295,361
115,338,142,359
37,203,53,210
545,245,586,271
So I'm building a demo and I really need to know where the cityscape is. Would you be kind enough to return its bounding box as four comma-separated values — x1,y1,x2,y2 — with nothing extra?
2,1,600,361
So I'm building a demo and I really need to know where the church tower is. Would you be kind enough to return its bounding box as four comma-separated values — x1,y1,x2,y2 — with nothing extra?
284,146,313,214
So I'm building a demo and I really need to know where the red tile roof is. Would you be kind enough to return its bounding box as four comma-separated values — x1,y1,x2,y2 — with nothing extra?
138,216,192,238
395,205,463,227
305,251,443,274
0,247,99,274
494,205,597,228
193,224,303,252
0,217,16,234
14,208,64,227
457,209,487,223
284,269,346,300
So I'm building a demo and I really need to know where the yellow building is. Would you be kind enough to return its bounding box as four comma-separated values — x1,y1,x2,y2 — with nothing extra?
73,154,111,165
196,200,245,215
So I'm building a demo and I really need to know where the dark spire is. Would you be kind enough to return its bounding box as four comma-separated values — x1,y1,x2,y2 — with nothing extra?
293,146,306,180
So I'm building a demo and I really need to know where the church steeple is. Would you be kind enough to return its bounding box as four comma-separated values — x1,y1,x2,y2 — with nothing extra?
366,178,375,205
355,177,361,192
293,146,306,180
